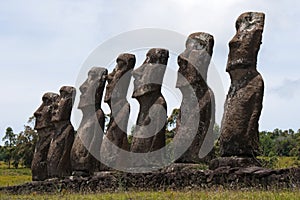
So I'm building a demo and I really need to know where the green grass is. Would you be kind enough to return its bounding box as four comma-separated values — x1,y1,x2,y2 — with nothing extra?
1,190,300,200
276,157,300,169
0,162,31,187
258,156,300,169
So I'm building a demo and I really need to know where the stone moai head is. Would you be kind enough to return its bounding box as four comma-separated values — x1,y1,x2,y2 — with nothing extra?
177,32,214,87
226,12,265,72
78,67,108,110
132,48,169,98
104,53,136,105
34,92,59,130
51,86,76,122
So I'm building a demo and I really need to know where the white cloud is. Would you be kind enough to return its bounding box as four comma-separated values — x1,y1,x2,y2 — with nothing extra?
0,0,300,142
270,79,300,99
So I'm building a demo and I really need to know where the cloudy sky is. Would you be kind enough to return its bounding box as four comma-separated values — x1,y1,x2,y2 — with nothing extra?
0,0,299,142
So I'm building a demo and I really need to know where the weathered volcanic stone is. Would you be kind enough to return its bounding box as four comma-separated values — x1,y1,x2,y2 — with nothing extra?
31,92,59,181
130,48,168,155
100,53,135,167
70,67,107,175
175,32,215,163
47,86,76,178
219,12,265,158
3,165,300,194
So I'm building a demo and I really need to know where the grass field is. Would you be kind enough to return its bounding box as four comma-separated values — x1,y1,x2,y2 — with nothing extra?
0,162,31,187
1,190,300,200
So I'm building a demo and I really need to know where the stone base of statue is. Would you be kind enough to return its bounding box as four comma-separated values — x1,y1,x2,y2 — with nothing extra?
209,157,262,170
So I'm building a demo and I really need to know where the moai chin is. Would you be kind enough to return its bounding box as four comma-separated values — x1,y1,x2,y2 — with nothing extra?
130,48,168,157
31,92,59,181
210,12,265,169
175,32,215,164
70,67,107,176
100,53,135,168
47,86,76,178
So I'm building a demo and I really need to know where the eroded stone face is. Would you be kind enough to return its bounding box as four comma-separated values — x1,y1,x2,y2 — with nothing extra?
47,86,76,178
71,67,107,175
34,93,59,130
175,32,215,164
31,92,59,181
132,48,168,98
78,67,108,109
226,12,265,71
101,53,135,168
104,53,135,105
130,48,168,158
51,86,76,122
219,12,265,158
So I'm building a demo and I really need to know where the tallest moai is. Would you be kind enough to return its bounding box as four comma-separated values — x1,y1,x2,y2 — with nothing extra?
214,12,265,168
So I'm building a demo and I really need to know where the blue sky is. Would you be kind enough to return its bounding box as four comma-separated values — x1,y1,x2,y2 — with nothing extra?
0,0,299,143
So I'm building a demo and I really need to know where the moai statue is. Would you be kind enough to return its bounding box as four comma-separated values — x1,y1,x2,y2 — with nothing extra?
70,67,107,176
210,12,265,169
100,54,135,167
47,86,76,178
130,48,168,155
31,92,59,181
175,32,215,163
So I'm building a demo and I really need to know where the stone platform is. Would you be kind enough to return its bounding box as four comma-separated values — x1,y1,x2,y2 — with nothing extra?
1,164,300,194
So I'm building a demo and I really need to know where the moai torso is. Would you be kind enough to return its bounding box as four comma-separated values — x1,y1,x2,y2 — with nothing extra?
219,12,265,157
130,48,169,153
70,67,107,175
31,92,59,181
47,86,76,178
175,32,215,163
100,54,135,167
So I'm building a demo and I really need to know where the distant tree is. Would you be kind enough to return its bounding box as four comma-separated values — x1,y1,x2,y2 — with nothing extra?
16,127,38,167
15,117,38,168
213,123,220,139
275,135,297,157
0,145,6,161
104,113,111,133
127,125,136,145
272,128,281,138
259,128,300,158
2,127,17,168
166,108,179,144
259,131,275,156
1,117,38,169
288,129,295,135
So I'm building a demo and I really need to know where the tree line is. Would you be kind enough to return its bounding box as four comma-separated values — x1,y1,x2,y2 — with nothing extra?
0,117,37,168
0,111,299,169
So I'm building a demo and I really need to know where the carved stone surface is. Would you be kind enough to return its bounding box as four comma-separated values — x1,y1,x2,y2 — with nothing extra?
100,54,135,167
70,67,107,175
31,92,59,181
175,32,215,163
209,157,261,170
4,165,300,194
47,86,76,178
130,48,168,154
219,12,265,158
